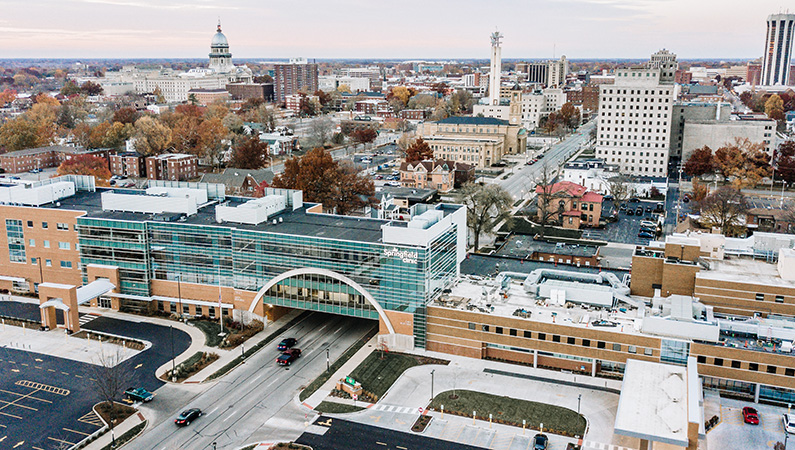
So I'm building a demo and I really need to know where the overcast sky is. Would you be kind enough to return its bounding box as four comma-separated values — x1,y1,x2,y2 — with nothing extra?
0,0,792,60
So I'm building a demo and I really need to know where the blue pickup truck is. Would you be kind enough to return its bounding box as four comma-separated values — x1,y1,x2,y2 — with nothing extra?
124,387,154,402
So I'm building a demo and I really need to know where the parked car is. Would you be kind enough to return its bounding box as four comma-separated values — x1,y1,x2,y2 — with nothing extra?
532,433,549,450
742,406,759,425
635,207,644,216
276,348,302,366
638,231,655,239
645,205,653,212
603,195,614,201
629,197,640,203
626,208,634,216
124,387,154,403
374,175,383,180
29,168,41,173
385,181,401,187
640,220,657,228
277,338,297,351
174,408,202,426
654,202,665,212
784,413,795,433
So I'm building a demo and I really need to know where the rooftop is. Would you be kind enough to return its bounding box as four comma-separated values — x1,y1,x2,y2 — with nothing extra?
496,235,600,259
697,257,795,288
435,116,509,126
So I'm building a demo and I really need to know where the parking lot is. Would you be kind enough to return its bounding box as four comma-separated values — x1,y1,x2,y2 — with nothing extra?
707,397,791,450
582,199,664,245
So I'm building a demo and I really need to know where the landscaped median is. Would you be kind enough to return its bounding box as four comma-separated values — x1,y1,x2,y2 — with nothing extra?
161,351,219,382
341,352,449,401
428,390,586,438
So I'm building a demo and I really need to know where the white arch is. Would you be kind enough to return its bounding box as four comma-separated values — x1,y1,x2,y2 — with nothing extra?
246,268,395,334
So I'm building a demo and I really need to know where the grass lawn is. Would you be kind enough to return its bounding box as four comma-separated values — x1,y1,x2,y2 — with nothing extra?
348,352,421,399
314,401,366,414
189,319,225,347
429,390,586,437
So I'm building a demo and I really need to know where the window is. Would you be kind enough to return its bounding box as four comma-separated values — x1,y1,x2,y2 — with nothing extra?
597,341,606,349
660,339,690,365
495,327,503,334
27,221,33,228
182,304,190,315
552,335,561,342
582,339,590,347
612,343,622,351
567,337,576,345
45,259,52,267
509,329,517,337
468,323,476,330
43,240,50,248
208,307,216,318
482,325,490,332
697,355,707,364
41,222,48,229
157,301,164,312
537,333,546,341
170,302,177,313
767,365,777,374
58,242,70,250
731,360,741,369
775,295,784,303
29,239,35,247
57,223,68,231
60,261,72,268
523,331,532,338
755,293,765,301
31,257,37,265
749,363,759,371
644,348,653,356
5,219,26,263
628,345,637,354
786,368,795,377
713,358,723,367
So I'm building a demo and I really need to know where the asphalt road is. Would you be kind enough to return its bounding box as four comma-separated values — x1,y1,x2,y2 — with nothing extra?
132,312,376,450
297,417,487,450
0,301,192,450
582,199,663,245
497,120,596,199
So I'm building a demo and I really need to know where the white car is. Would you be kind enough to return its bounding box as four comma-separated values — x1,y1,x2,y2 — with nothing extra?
784,414,795,434
384,181,401,187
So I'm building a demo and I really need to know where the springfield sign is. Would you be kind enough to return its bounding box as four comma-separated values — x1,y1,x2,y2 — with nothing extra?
384,248,418,264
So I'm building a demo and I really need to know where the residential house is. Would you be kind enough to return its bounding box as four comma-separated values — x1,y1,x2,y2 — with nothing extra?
536,181,603,229
199,168,275,196
399,160,474,192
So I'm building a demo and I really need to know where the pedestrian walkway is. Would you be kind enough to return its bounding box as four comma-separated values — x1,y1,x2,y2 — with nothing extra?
82,409,147,450
369,404,419,415
79,312,102,327
581,440,635,450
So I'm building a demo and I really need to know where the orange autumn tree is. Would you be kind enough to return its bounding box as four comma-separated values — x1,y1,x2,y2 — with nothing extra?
57,154,112,186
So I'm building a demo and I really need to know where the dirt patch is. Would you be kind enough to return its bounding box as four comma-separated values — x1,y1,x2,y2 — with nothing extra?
95,401,136,427
72,331,146,350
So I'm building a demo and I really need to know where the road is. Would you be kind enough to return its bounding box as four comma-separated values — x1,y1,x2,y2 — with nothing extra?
497,120,596,200
297,417,486,450
133,313,376,450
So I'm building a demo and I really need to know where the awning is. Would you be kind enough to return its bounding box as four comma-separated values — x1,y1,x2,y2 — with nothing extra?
76,279,116,305
0,275,26,283
40,298,69,311
152,295,234,309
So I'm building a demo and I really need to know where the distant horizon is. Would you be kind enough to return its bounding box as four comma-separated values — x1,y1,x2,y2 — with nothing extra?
0,57,761,64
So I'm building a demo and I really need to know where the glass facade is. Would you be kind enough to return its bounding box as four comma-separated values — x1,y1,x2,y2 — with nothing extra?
5,219,25,263
660,338,691,365
77,214,461,348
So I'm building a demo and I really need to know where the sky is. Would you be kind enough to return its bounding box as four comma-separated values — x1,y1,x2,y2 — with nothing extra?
0,0,792,60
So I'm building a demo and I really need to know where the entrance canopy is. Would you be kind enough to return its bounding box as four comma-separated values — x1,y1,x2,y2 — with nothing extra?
76,279,115,305
40,298,70,311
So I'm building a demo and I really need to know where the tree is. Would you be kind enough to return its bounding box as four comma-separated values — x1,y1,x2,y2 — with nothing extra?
448,90,474,115
713,138,771,188
80,81,103,96
606,174,631,212
132,116,171,156
57,154,111,185
60,80,81,97
112,107,140,125
558,103,581,130
457,182,513,252
683,146,715,177
691,178,709,202
0,88,17,106
695,186,747,236
765,94,785,122
776,141,795,184
230,136,269,169
271,148,375,215
535,163,567,235
387,86,416,107
188,93,198,105
308,117,334,148
404,137,433,163
351,128,377,147
90,348,135,448
0,117,39,151
222,113,245,135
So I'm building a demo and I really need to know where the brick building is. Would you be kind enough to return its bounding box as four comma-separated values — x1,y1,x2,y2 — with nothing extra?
399,160,474,192
399,109,429,121
565,86,599,112
188,88,230,106
273,58,319,103
0,146,109,174
535,181,603,229
226,83,274,102
145,154,198,181
109,152,146,178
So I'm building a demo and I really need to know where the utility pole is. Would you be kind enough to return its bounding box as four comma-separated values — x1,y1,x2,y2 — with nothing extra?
430,369,435,402
577,393,582,414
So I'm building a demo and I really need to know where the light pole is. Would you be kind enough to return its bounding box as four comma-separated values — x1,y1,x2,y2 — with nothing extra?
326,347,330,372
577,393,582,414
170,324,176,382
430,369,435,402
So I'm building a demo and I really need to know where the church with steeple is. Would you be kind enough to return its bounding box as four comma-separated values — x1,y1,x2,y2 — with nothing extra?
100,22,252,102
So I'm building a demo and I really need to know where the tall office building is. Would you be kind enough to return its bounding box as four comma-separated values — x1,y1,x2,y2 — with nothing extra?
524,56,569,87
273,57,319,103
595,50,678,177
762,13,795,86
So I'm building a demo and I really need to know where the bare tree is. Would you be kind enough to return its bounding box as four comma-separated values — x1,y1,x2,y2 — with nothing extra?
606,174,631,212
696,186,747,236
90,347,136,447
309,117,334,148
534,163,564,236
457,182,513,252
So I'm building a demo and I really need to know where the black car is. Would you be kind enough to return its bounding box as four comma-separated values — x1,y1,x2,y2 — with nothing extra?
532,433,549,450
175,408,202,426
635,207,643,215
626,208,634,216
603,195,614,201
629,197,639,203
645,205,653,212
277,337,298,351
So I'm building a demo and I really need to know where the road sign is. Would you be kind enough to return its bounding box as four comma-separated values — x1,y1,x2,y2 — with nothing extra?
352,394,358,401
344,376,356,386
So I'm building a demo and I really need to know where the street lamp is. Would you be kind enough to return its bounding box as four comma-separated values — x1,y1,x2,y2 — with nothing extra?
170,324,176,382
577,394,582,414
430,369,435,402
326,347,330,372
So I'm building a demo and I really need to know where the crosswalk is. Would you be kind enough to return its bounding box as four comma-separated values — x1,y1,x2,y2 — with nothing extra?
581,441,635,450
78,313,101,326
369,404,420,415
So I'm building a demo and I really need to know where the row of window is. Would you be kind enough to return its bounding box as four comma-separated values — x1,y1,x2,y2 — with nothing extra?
755,292,786,303
27,239,72,250
466,322,656,356
597,141,666,148
696,355,795,377
31,257,73,268
24,221,72,231
157,301,229,318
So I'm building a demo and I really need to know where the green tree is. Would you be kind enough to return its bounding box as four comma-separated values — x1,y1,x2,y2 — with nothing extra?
457,182,513,252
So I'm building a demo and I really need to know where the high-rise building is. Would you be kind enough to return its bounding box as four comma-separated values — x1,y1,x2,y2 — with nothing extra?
594,50,678,177
761,13,795,86
273,57,319,103
523,57,569,87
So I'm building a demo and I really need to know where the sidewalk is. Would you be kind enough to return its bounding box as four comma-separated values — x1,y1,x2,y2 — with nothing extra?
301,334,379,410
82,409,147,450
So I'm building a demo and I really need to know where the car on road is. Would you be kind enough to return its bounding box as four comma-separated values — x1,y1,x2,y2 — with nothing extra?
124,387,154,402
645,205,653,213
742,406,759,425
655,202,664,212
526,160,535,165
638,231,655,239
174,408,202,426
784,414,795,433
532,433,549,450
629,197,639,203
385,181,401,187
277,337,297,351
626,208,634,216
276,348,302,366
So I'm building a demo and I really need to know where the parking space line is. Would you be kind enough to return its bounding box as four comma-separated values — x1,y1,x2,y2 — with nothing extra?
0,411,22,419
0,389,52,403
15,380,70,396
47,437,75,446
0,400,36,412
63,427,90,436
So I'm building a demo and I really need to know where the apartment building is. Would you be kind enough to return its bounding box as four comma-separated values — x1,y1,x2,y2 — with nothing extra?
145,154,198,181
0,146,110,174
595,50,678,177
273,57,319,103
109,152,146,178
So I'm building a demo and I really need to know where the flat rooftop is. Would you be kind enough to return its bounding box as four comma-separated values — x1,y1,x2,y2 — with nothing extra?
697,257,795,288
496,235,600,259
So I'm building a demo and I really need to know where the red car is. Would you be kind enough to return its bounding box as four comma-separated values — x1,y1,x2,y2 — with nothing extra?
742,406,759,425
277,348,301,366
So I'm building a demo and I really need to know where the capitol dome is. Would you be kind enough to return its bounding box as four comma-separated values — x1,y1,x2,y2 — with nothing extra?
211,23,228,47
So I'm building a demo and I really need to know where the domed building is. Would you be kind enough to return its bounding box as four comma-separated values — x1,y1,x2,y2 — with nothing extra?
209,21,233,73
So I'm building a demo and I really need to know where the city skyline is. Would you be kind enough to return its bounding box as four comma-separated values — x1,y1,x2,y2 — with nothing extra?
1,0,793,59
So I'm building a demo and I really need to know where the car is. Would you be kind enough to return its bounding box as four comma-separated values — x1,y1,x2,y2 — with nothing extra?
532,433,549,450
626,208,634,216
655,202,665,212
29,168,41,173
784,414,795,434
603,195,614,201
526,160,535,165
276,348,302,366
120,181,136,188
124,387,154,402
629,197,640,203
645,205,653,212
174,408,202,426
635,207,644,215
374,175,383,180
385,181,401,187
640,220,657,228
277,338,297,351
638,231,655,239
742,406,759,425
